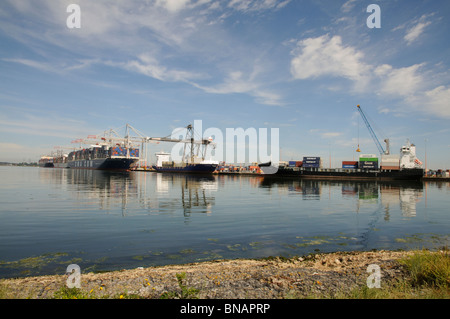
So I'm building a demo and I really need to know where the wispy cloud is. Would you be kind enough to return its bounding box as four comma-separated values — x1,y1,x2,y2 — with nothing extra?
228,0,291,12
404,14,433,45
0,113,96,139
340,0,357,13
1,0,290,107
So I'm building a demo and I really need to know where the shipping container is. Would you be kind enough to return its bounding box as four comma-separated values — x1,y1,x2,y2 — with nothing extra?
303,157,320,161
302,163,321,168
381,166,400,170
359,157,378,162
359,161,378,165
359,154,377,158
342,161,358,165
288,161,297,167
295,161,303,167
381,162,399,167
359,163,379,169
342,165,358,169
303,160,321,164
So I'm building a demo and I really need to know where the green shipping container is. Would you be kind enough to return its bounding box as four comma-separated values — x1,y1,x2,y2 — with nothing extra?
359,158,378,162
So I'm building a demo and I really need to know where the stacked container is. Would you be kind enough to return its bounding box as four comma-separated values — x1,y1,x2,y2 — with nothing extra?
288,161,303,167
111,146,127,157
380,154,400,170
303,156,321,168
359,154,378,169
129,148,140,158
342,161,358,169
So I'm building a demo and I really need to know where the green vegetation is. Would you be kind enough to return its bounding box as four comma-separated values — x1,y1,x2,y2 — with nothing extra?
52,286,142,299
160,272,200,299
316,249,449,299
400,249,449,289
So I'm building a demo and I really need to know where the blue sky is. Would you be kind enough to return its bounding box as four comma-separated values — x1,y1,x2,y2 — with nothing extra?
0,0,449,169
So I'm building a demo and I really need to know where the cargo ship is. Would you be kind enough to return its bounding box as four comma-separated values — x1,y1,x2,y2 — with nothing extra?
153,151,218,173
259,140,424,181
38,156,54,168
151,124,219,174
67,144,139,171
53,154,69,168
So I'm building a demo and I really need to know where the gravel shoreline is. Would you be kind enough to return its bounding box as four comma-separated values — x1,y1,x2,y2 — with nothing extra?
0,250,414,299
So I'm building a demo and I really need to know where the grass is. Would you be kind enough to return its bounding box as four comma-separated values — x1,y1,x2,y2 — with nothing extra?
160,272,200,299
334,249,450,299
400,249,450,288
52,286,143,299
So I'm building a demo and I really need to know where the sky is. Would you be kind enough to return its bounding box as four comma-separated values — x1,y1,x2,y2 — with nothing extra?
0,0,449,169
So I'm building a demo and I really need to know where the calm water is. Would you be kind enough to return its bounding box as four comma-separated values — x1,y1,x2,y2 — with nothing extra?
0,166,449,278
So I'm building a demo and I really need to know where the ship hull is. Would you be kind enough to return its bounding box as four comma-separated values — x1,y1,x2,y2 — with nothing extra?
67,158,138,171
153,163,218,173
53,162,69,168
260,164,424,181
39,162,54,168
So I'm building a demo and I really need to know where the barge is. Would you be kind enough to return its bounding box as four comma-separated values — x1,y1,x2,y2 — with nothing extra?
260,140,424,181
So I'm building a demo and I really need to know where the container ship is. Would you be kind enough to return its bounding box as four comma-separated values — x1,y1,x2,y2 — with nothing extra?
38,156,54,168
259,140,424,181
67,144,140,170
39,124,142,171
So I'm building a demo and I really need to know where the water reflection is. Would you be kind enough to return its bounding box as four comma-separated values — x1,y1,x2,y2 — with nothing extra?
38,168,425,220
157,173,217,216
259,177,424,219
38,169,218,218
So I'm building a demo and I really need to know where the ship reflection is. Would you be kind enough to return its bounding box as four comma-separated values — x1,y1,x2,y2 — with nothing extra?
39,169,218,218
155,173,217,216
259,177,424,219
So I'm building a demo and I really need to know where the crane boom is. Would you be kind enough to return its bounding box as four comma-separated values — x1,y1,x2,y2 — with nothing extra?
356,105,389,155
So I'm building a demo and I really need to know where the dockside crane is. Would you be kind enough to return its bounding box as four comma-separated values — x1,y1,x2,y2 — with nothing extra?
147,124,216,163
356,104,390,155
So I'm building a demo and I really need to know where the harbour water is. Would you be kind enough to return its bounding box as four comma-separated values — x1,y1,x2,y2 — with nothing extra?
0,166,449,279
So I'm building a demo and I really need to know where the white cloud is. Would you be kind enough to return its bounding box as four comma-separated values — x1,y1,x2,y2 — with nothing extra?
341,0,357,13
409,85,450,119
156,0,192,12
290,35,371,91
289,33,449,120
404,21,431,45
376,63,425,97
321,132,342,138
403,14,435,45
193,70,283,106
121,54,204,83
228,0,290,12
0,113,95,139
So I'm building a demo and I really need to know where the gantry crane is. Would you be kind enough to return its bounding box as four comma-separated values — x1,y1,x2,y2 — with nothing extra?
356,105,390,155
